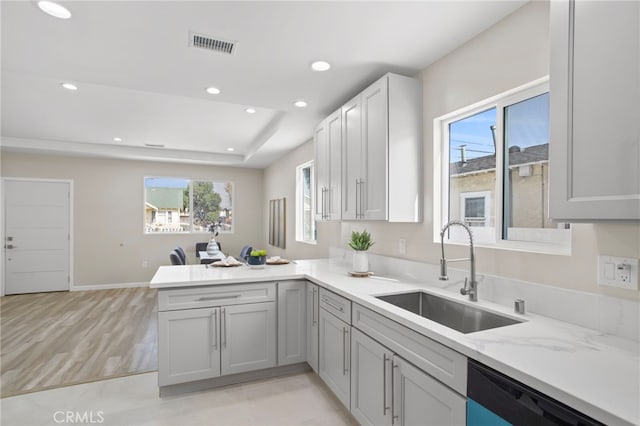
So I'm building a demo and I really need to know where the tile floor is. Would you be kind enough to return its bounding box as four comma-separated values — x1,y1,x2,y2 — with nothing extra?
0,371,357,426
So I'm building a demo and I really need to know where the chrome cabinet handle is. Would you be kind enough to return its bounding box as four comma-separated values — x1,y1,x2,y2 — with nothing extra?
359,178,365,219
321,297,344,313
211,309,218,350
222,307,227,348
383,353,389,415
312,288,317,326
198,295,240,302
392,360,399,422
355,179,360,219
342,327,349,375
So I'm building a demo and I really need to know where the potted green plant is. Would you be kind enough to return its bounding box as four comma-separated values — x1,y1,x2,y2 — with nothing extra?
247,249,267,267
349,230,374,272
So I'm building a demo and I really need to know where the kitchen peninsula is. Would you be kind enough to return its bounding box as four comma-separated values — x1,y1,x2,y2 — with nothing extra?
150,258,639,426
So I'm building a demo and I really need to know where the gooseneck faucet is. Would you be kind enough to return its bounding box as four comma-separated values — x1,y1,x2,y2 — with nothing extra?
439,220,478,302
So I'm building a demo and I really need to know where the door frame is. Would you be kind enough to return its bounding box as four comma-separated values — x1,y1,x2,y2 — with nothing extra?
1,177,74,296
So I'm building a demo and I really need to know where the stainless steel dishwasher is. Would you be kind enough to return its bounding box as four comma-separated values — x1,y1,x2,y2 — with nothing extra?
467,359,603,425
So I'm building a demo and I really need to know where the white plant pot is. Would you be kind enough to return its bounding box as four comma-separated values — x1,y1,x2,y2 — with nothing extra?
352,251,369,273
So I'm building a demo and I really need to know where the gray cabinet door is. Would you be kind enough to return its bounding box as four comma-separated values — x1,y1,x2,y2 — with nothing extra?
158,307,220,386
221,302,276,375
361,76,389,221
327,109,342,221
319,308,351,409
392,355,466,426
351,328,393,426
306,283,319,373
314,120,328,220
550,0,640,220
342,94,362,220
278,281,307,365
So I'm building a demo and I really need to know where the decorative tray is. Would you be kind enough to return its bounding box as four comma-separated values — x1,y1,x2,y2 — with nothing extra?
209,256,243,267
266,258,290,265
349,271,374,277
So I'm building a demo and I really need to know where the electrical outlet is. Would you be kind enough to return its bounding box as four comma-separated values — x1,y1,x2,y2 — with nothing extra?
597,256,638,290
398,238,406,255
142,260,148,268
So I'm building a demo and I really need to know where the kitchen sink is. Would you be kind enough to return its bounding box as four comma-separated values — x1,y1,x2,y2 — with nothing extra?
375,291,523,334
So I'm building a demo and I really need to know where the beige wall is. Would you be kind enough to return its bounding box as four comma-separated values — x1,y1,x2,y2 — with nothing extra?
340,1,640,300
1,151,265,287
263,140,341,259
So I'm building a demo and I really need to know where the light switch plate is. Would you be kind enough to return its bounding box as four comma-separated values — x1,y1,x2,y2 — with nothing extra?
597,256,639,290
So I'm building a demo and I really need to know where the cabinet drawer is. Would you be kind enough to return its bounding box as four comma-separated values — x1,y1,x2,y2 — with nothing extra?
158,282,276,311
319,288,351,324
352,303,467,395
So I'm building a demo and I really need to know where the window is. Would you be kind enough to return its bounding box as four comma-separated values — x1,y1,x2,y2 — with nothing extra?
295,161,316,244
435,78,570,252
144,177,233,234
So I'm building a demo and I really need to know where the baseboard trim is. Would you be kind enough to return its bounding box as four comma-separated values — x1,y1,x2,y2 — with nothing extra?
70,282,149,291
159,363,311,397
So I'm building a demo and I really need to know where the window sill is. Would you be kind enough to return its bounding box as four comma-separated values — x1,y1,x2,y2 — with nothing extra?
295,239,317,246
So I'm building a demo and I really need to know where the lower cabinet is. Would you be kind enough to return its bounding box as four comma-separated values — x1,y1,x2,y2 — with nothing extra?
158,302,276,386
351,328,466,426
319,307,351,409
306,283,320,373
277,281,307,365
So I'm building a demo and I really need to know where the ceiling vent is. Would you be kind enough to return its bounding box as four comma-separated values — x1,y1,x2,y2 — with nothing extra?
189,32,237,55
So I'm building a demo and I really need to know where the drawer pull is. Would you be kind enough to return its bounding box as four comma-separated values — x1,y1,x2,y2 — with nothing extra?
322,297,345,313
197,295,240,302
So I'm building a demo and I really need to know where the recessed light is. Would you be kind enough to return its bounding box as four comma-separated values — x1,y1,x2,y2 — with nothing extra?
311,61,331,72
37,1,71,19
206,86,221,95
245,108,256,114
226,147,235,152
113,137,122,142
294,100,308,108
61,82,78,91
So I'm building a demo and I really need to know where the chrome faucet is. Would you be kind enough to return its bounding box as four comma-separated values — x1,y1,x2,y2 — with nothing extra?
439,220,478,302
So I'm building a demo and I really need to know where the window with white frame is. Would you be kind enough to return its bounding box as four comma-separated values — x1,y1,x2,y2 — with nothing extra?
435,78,570,252
144,177,234,234
295,161,316,244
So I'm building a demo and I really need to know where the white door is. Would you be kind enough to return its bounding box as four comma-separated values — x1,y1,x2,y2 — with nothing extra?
4,179,71,294
362,76,388,220
277,281,307,366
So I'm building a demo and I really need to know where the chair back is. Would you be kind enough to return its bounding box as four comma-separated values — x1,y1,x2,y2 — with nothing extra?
169,250,184,265
239,245,253,261
175,247,186,264
195,242,208,258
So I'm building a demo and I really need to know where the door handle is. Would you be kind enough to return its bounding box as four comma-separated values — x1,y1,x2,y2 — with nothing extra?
383,353,390,416
312,288,317,326
198,295,240,302
359,178,365,219
222,307,227,348
211,309,218,351
342,327,349,375
392,360,399,422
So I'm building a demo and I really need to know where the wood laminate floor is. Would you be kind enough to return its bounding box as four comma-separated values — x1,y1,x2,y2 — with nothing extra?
0,287,157,398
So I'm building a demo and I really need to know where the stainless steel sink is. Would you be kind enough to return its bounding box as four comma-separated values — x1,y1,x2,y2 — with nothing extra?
375,291,523,334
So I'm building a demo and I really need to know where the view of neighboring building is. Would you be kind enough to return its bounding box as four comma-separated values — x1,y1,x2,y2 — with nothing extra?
144,187,187,232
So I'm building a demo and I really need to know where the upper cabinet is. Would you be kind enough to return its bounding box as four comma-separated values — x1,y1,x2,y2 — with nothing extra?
314,109,342,221
341,73,423,222
550,0,640,221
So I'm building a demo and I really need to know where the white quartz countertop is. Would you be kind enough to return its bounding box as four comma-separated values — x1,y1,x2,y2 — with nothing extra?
150,260,640,426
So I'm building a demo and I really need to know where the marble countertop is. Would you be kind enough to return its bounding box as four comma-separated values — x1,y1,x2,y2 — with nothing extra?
150,260,640,426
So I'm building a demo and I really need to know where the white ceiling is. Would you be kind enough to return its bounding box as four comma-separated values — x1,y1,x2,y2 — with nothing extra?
1,0,526,168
